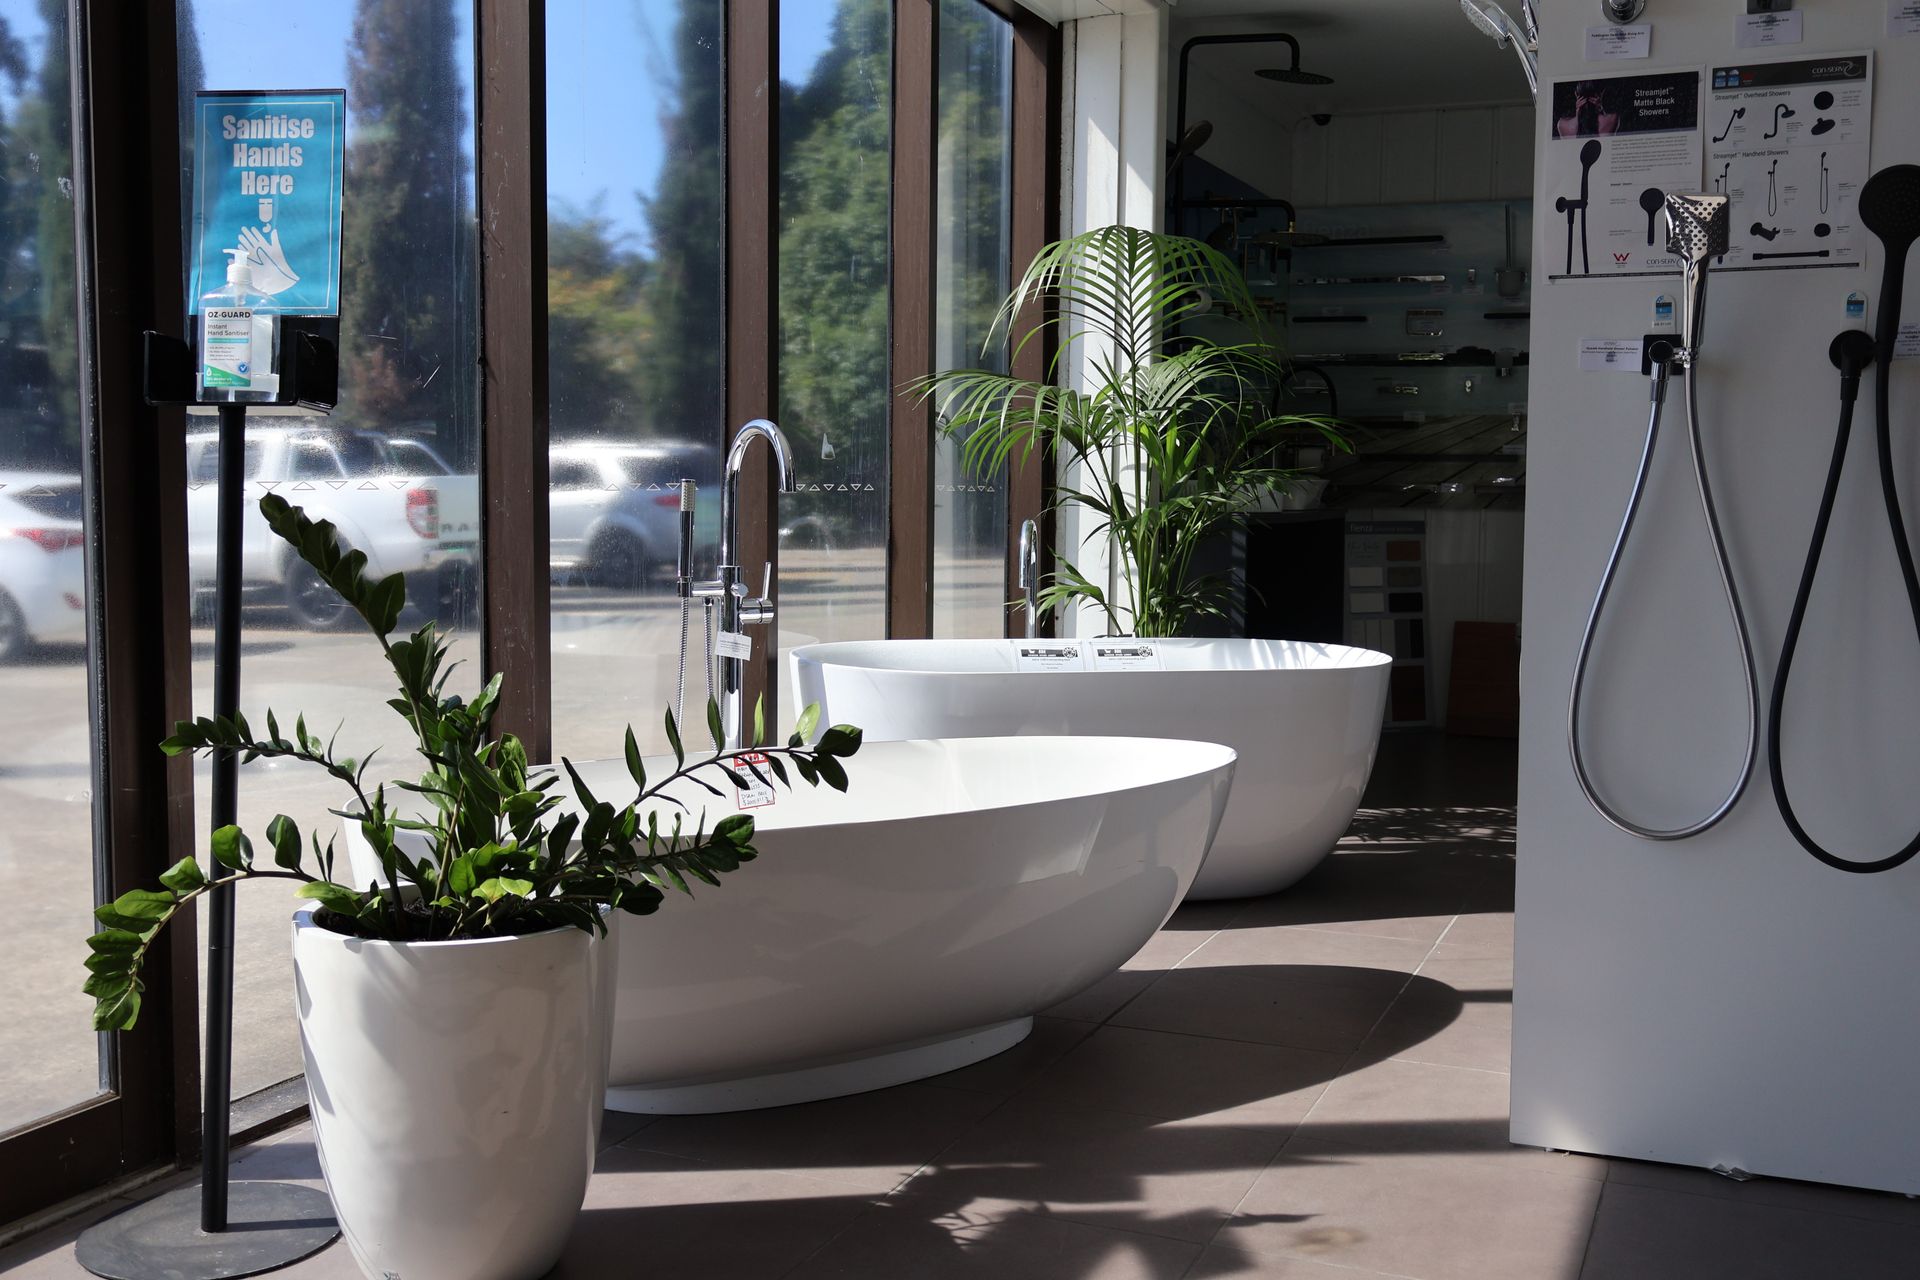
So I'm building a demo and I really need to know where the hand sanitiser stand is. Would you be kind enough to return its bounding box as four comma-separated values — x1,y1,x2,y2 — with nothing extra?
75,325,341,1280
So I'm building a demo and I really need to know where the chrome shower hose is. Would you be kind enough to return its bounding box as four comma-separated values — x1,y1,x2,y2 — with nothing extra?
1567,353,1760,840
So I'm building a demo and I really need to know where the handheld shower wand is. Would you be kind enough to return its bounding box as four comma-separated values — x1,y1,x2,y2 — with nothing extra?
1569,192,1760,841
1768,166,1920,874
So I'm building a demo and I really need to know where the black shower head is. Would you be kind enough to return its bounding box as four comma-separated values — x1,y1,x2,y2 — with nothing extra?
1256,65,1334,86
1581,139,1602,167
1859,164,1920,252
1640,188,1664,214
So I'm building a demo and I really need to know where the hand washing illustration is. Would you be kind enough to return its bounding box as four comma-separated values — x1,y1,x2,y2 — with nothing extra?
237,223,299,295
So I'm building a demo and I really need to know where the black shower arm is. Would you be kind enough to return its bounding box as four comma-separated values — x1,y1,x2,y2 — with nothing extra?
1174,33,1308,218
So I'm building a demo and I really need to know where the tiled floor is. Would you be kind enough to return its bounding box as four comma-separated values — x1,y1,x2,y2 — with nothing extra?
10,732,1920,1278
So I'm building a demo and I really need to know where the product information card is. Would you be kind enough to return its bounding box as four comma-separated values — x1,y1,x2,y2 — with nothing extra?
1545,69,1704,282
1707,53,1872,272
189,89,346,316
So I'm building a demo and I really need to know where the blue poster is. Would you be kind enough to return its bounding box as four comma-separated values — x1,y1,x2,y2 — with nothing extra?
189,89,346,315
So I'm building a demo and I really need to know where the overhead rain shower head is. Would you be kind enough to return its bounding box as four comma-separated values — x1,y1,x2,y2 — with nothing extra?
1254,33,1333,86
1458,0,1540,98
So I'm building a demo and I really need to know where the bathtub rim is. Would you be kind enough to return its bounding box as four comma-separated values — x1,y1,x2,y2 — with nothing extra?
791,636,1394,679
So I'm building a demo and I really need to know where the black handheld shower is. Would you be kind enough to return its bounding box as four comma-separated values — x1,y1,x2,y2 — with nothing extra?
1578,140,1601,274
1820,152,1830,214
1570,191,1759,841
1640,188,1665,247
1769,166,1920,874
1767,159,1779,217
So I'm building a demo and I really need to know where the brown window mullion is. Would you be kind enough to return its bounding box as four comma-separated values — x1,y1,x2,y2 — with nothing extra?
889,0,937,640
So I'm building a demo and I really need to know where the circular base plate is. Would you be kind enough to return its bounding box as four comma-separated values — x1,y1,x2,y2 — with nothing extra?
75,1181,339,1280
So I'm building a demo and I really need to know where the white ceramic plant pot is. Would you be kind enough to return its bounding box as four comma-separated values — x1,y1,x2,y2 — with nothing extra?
291,908,617,1280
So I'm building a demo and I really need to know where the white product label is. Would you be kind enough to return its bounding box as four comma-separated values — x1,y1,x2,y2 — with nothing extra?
1893,2,1920,37
1015,642,1085,673
1896,322,1920,360
1579,338,1644,372
1088,640,1163,672
732,751,777,810
201,307,254,389
1736,11,1802,48
713,630,752,661
1585,24,1650,61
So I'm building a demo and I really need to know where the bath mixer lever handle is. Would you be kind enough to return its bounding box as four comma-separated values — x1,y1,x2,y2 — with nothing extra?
740,562,776,629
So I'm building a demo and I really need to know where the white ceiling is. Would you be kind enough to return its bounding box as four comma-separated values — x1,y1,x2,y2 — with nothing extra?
1171,1,1533,116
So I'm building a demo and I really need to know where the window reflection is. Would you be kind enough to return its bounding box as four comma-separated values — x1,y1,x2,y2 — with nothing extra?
0,0,103,1138
932,0,1013,638
183,0,480,1102
776,0,891,696
546,0,725,759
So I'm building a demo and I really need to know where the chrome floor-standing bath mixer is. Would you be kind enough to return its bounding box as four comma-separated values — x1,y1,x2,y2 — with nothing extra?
1568,192,1761,840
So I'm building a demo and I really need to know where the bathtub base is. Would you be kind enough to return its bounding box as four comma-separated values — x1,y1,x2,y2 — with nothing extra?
605,1017,1033,1115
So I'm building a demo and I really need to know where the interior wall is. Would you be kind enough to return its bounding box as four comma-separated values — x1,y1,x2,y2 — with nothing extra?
1513,1,1920,1193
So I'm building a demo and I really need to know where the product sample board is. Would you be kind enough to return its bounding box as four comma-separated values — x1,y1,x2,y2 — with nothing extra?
1544,70,1703,280
1708,53,1872,270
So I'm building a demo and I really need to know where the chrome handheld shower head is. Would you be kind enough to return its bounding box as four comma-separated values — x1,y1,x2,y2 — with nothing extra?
1459,0,1540,97
1663,192,1728,357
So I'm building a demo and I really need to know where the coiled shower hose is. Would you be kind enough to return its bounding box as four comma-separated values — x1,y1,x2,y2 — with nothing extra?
1767,332,1920,874
1567,345,1760,840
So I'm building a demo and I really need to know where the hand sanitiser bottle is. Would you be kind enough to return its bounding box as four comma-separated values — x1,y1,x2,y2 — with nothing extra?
198,247,280,402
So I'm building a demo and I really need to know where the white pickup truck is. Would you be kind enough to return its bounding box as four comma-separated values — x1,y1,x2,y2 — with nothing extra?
185,423,479,628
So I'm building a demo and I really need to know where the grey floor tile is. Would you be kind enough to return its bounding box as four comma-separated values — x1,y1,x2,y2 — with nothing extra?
1113,964,1411,1056
0,1199,141,1280
907,1093,1292,1244
1426,911,1513,964
625,1083,1000,1194
1579,1179,1920,1279
557,1145,877,1280
1604,1157,1920,1227
599,1107,655,1150
1298,1057,1603,1180
1186,1242,1417,1279
1046,967,1163,1024
1222,1136,1601,1280
1019,1024,1342,1124
920,1016,1099,1099
786,1197,1202,1279
1177,924,1437,982
1361,959,1513,1074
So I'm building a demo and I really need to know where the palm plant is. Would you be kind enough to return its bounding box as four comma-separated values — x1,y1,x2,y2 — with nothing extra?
921,224,1344,637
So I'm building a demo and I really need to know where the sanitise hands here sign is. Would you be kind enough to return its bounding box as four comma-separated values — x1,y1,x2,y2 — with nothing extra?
189,89,345,316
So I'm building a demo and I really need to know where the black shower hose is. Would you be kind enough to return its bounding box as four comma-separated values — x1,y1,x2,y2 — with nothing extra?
1767,334,1920,873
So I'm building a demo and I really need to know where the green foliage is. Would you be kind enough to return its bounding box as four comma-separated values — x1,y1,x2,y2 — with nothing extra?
85,494,862,1031
918,225,1348,638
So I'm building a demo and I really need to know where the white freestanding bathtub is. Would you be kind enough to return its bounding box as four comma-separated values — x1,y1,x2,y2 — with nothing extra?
558,734,1234,1113
793,638,1390,899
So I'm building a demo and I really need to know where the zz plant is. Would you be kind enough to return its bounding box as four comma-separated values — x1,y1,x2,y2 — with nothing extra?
84,494,860,1031
921,224,1346,638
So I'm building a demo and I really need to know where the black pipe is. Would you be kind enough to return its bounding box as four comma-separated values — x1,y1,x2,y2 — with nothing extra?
1173,33,1306,229
201,400,246,1232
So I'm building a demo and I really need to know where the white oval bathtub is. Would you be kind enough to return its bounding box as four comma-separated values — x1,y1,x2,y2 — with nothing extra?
560,734,1234,1113
792,638,1390,899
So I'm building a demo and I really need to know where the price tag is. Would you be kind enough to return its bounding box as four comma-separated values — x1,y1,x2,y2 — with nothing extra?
1579,338,1644,372
1894,1,1920,37
1585,24,1651,61
733,751,777,809
713,630,752,661
1015,642,1086,673
1895,322,1920,360
1736,10,1802,47
1088,640,1164,672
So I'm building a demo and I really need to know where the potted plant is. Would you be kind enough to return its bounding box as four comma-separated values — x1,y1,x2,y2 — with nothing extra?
921,224,1346,637
82,495,861,1280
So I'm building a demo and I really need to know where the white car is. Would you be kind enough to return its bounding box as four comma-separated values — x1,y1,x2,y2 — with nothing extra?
185,424,473,628
0,471,87,661
549,439,717,589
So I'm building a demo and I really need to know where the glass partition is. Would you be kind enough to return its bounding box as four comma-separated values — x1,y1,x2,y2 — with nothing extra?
547,0,725,760
776,0,892,691
931,0,1013,637
0,0,105,1137
182,0,480,1102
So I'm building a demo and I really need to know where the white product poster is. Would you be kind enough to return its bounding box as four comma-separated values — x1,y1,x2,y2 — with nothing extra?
1546,69,1704,281
1894,2,1920,38
1708,53,1871,271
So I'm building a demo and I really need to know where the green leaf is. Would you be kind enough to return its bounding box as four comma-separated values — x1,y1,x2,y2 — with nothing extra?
706,697,725,754
92,982,141,1031
664,707,686,767
295,881,361,917
791,702,822,745
210,824,253,872
815,725,862,758
157,856,207,895
475,876,533,904
752,694,766,748
815,755,849,793
267,815,303,872
97,888,175,924
712,813,754,846
447,853,478,896
623,727,646,792
86,929,145,956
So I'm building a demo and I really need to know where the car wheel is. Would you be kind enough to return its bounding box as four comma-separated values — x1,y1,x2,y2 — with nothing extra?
587,530,650,591
285,556,351,630
0,591,30,663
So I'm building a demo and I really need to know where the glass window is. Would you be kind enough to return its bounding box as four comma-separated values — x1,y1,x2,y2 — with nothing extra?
931,0,1013,637
776,0,892,708
0,0,106,1138
182,0,481,1103
546,0,725,757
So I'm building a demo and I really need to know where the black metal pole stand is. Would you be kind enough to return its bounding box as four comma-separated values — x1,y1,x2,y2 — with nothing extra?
78,365,340,1279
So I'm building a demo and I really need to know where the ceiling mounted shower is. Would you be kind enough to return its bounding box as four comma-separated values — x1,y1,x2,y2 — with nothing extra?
1459,0,1540,98
1254,34,1334,87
